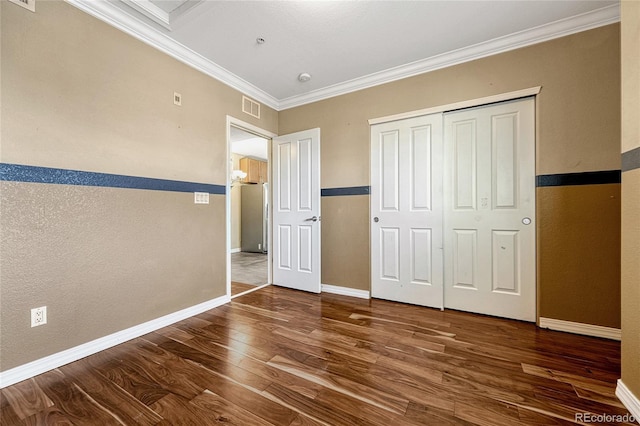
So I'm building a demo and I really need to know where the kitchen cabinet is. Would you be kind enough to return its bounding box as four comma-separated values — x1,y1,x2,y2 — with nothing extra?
259,160,268,184
240,157,268,183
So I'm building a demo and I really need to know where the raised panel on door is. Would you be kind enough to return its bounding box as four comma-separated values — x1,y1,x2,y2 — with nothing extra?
380,130,400,212
410,228,432,284
380,227,400,281
452,120,477,210
298,225,312,273
298,138,312,211
444,98,535,322
371,114,443,308
492,230,519,294
278,225,292,270
492,113,518,209
452,229,477,289
277,143,291,212
411,125,432,211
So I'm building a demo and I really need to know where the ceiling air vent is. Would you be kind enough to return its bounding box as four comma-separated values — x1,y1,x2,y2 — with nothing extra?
8,0,35,12
242,96,260,119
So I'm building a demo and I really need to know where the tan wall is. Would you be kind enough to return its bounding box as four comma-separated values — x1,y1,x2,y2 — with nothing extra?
0,1,277,371
231,154,242,250
321,196,370,291
1,2,276,182
621,170,640,398
537,184,621,328
621,0,640,403
279,24,621,327
0,182,225,367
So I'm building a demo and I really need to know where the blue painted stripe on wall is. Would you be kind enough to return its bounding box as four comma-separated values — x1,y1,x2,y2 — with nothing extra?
0,163,225,194
536,170,621,187
321,186,371,197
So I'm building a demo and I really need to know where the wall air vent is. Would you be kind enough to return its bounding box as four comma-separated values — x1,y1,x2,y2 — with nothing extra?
242,96,261,119
8,0,35,12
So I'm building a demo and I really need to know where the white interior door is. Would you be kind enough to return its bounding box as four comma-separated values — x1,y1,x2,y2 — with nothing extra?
272,128,321,293
443,98,536,321
371,114,444,308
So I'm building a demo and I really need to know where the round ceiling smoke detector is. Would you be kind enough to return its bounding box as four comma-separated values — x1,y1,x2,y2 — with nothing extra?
298,73,312,83
256,37,265,44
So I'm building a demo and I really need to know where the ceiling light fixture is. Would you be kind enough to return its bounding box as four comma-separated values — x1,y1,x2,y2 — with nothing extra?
256,37,265,44
298,72,312,83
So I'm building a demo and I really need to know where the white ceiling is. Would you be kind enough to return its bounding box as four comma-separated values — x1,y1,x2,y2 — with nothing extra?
70,0,619,110
230,126,268,161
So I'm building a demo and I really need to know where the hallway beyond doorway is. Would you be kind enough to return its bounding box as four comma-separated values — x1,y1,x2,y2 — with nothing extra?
231,252,267,285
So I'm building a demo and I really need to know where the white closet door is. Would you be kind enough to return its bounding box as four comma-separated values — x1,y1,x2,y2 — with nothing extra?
371,114,444,308
443,98,536,321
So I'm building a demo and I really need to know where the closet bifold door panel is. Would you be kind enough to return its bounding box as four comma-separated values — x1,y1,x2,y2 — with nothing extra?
370,114,444,309
443,98,536,322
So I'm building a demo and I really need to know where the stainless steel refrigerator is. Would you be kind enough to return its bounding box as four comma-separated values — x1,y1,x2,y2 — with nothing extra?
241,183,268,253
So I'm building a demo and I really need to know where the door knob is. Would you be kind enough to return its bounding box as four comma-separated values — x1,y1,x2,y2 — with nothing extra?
373,217,379,223
305,216,318,222
522,217,531,225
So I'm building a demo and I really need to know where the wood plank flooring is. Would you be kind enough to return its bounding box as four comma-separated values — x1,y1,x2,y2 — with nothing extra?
231,281,260,297
1,286,632,425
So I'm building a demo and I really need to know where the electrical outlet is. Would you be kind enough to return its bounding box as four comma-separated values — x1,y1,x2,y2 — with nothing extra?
31,306,47,327
258,243,261,250
174,92,182,106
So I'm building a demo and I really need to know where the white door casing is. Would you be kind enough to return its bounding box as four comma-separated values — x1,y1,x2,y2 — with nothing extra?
371,114,444,308
443,98,536,321
272,128,321,293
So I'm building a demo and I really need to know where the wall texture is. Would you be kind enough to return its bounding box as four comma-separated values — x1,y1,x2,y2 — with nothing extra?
279,24,621,327
620,0,640,405
0,1,277,371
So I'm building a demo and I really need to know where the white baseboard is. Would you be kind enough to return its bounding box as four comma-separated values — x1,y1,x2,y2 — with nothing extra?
231,248,241,253
321,284,370,299
538,317,621,341
0,294,230,389
616,380,640,423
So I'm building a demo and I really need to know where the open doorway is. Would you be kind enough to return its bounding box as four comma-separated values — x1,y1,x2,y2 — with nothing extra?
229,125,271,297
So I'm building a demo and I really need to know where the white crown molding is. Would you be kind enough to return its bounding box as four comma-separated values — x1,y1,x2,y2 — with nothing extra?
121,0,171,30
0,294,230,389
538,317,621,341
65,1,618,112
322,284,370,299
64,0,280,110
616,380,640,423
278,4,620,110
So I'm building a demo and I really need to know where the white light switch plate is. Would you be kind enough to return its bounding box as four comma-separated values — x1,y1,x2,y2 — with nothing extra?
194,192,209,204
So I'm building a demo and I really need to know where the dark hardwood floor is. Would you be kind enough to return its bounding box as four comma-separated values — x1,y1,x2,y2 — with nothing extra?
231,281,260,297
1,286,632,425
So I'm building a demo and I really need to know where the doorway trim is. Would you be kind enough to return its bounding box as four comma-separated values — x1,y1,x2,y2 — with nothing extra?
368,86,541,125
226,116,277,298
